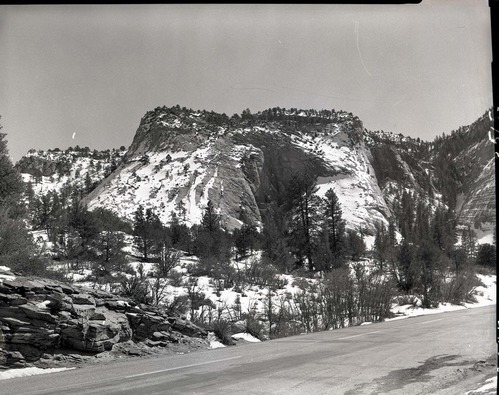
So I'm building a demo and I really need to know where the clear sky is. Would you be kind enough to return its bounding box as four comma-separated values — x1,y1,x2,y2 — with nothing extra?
0,1,493,162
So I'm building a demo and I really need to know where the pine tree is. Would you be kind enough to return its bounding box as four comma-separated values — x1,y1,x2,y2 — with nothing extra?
134,206,165,261
395,239,417,292
345,229,366,261
201,200,220,233
461,225,477,259
133,205,156,261
0,123,44,273
261,203,294,273
286,172,321,270
313,224,334,273
323,188,346,268
0,126,24,214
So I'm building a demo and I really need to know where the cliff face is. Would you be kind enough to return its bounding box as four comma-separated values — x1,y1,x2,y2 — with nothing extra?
80,107,391,233
0,267,208,369
455,136,496,231
17,106,495,238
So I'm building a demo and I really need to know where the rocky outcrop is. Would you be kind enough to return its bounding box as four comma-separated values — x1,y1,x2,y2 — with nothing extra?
83,106,392,233
19,106,495,238
0,271,208,369
456,139,495,229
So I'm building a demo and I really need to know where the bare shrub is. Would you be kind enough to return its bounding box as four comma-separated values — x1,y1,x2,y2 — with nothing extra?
211,319,235,345
441,266,482,305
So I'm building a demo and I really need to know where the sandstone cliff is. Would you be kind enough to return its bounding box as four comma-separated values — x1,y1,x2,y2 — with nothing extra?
0,267,208,370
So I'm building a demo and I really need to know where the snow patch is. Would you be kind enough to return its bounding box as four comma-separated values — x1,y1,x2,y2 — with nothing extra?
387,274,496,322
232,333,261,342
0,367,75,381
465,375,497,394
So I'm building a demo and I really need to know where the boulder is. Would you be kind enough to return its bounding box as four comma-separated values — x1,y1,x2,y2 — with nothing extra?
19,304,58,324
71,304,96,319
72,294,96,306
60,308,131,353
0,307,30,323
170,315,207,337
110,340,144,356
105,300,131,312
45,292,73,312
231,320,247,333
0,293,27,306
9,326,59,349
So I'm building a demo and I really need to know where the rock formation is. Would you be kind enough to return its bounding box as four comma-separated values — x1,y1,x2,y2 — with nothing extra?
0,267,208,369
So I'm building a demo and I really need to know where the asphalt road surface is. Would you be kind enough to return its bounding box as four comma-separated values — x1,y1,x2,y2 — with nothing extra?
1,305,495,395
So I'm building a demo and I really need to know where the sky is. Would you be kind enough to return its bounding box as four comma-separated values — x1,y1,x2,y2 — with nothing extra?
0,1,493,162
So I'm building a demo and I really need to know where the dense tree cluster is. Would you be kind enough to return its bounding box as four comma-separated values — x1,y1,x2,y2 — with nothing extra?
0,120,46,273
260,169,364,274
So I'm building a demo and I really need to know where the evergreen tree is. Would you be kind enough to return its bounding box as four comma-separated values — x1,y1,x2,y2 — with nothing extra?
398,191,414,240
0,123,45,274
322,188,346,267
90,207,130,276
201,200,220,233
286,172,321,270
431,206,456,254
417,240,443,308
133,205,163,261
475,243,496,268
345,229,366,261
169,212,192,253
395,239,417,293
313,224,334,273
461,225,477,260
374,222,390,271
0,126,24,216
233,223,259,260
261,203,294,273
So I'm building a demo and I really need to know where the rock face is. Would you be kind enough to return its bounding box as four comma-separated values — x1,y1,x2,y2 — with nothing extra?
18,106,495,237
0,272,208,369
455,137,495,230
82,106,391,233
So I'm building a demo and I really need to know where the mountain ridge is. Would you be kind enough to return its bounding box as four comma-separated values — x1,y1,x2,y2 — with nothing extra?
15,106,495,241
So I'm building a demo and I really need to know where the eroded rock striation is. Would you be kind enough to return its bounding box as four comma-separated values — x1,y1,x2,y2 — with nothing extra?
0,270,208,369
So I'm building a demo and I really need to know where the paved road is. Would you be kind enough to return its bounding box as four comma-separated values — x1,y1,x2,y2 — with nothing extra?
1,305,495,394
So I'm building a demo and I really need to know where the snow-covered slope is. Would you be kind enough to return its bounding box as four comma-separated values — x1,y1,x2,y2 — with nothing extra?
16,106,495,237
16,147,126,198
78,107,392,232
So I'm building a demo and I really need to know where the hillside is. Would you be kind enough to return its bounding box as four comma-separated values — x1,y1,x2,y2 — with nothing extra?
16,147,127,201
15,106,494,240
2,106,496,373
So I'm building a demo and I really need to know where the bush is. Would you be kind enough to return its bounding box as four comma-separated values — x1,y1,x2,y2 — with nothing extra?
211,319,235,345
244,315,266,340
476,244,496,269
119,275,153,304
163,295,190,315
441,269,482,305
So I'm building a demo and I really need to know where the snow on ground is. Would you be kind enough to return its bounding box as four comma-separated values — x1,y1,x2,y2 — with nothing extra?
0,367,75,381
231,333,261,343
388,274,496,322
67,269,93,282
289,128,390,233
207,332,226,349
97,253,498,326
464,274,496,308
465,376,497,395
0,266,15,281
474,222,495,245
86,143,221,227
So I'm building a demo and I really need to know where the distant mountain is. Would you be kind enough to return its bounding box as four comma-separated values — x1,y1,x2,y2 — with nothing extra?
16,106,495,240
15,146,127,200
